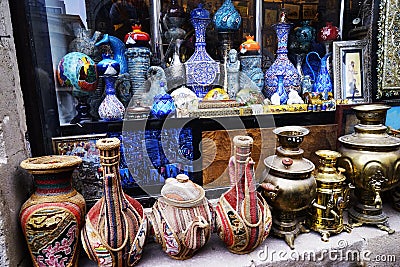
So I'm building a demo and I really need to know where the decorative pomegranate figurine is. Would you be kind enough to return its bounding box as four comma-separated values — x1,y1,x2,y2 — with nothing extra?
317,22,340,42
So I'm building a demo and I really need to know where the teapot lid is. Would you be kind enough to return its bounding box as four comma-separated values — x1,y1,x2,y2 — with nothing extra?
160,174,205,207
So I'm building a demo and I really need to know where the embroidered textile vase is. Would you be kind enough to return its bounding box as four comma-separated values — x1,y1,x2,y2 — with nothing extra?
148,174,213,260
215,136,272,254
264,11,301,100
81,138,147,266
19,155,86,267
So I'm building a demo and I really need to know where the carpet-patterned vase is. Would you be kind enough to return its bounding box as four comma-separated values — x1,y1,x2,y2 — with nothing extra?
81,138,147,266
264,10,300,99
148,174,213,260
215,136,272,254
19,155,86,267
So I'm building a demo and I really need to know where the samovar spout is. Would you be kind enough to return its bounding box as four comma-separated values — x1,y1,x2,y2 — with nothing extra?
368,170,388,209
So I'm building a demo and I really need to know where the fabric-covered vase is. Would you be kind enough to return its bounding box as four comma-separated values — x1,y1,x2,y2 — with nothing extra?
19,155,86,267
215,136,272,254
264,10,301,99
81,138,147,266
148,174,213,260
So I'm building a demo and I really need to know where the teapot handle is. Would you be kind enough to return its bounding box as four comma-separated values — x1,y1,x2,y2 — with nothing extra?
306,51,321,82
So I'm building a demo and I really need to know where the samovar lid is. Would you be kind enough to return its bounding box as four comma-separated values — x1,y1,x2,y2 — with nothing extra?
264,155,315,176
160,174,205,207
339,104,400,148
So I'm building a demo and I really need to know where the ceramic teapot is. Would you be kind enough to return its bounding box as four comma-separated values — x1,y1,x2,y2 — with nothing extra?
148,174,213,260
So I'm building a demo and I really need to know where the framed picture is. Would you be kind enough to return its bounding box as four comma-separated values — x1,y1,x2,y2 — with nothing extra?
333,40,371,103
302,4,318,20
264,9,277,27
284,4,300,20
377,0,400,99
52,134,107,205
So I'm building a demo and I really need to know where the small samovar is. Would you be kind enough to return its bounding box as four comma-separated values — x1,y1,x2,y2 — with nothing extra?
261,126,316,249
338,104,400,233
307,150,353,241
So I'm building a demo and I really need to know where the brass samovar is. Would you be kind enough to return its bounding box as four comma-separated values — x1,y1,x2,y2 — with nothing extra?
261,126,316,249
338,104,400,233
307,150,353,241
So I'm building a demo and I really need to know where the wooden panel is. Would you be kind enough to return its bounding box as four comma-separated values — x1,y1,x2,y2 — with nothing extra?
202,124,338,188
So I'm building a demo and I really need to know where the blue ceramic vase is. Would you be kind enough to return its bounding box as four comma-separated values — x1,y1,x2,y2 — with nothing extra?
306,51,333,99
150,84,176,119
95,34,128,74
185,4,220,98
97,55,125,121
213,0,242,32
126,46,152,105
264,15,301,100
276,74,288,104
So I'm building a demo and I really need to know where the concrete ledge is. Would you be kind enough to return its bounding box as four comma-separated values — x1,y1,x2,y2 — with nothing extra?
80,204,400,267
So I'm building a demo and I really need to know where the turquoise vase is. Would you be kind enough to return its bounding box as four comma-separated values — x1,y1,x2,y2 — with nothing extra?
213,0,242,32
264,18,301,100
306,51,333,99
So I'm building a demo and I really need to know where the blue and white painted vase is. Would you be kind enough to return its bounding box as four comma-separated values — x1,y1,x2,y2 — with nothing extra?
213,0,242,32
306,51,333,100
185,4,220,98
97,55,125,121
264,11,301,100
150,83,176,119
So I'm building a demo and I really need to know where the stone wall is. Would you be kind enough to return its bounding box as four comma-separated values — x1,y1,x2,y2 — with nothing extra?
0,0,31,266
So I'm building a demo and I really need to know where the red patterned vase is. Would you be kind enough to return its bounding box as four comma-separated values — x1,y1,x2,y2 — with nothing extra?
215,136,272,254
19,155,86,267
81,138,147,266
148,174,213,260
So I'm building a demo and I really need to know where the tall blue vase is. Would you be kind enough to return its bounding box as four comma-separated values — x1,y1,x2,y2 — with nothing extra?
185,4,220,98
276,74,288,104
264,14,301,100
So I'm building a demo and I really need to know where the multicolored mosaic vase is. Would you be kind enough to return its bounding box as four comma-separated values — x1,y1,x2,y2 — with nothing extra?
19,155,86,267
148,174,213,260
215,136,272,254
185,4,220,98
81,138,147,266
264,11,301,99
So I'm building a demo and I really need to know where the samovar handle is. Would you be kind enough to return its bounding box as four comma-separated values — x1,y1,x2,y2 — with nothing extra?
260,182,279,201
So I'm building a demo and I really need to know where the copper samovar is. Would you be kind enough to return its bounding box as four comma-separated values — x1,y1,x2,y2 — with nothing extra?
307,150,353,241
261,126,316,249
338,104,400,233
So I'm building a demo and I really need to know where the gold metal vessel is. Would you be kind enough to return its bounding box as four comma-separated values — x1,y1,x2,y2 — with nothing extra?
337,104,400,233
261,126,316,249
307,150,353,241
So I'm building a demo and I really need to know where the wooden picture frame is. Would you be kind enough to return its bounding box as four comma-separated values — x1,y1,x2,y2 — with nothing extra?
284,4,300,20
52,133,107,205
333,40,371,103
264,9,277,27
302,4,318,20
